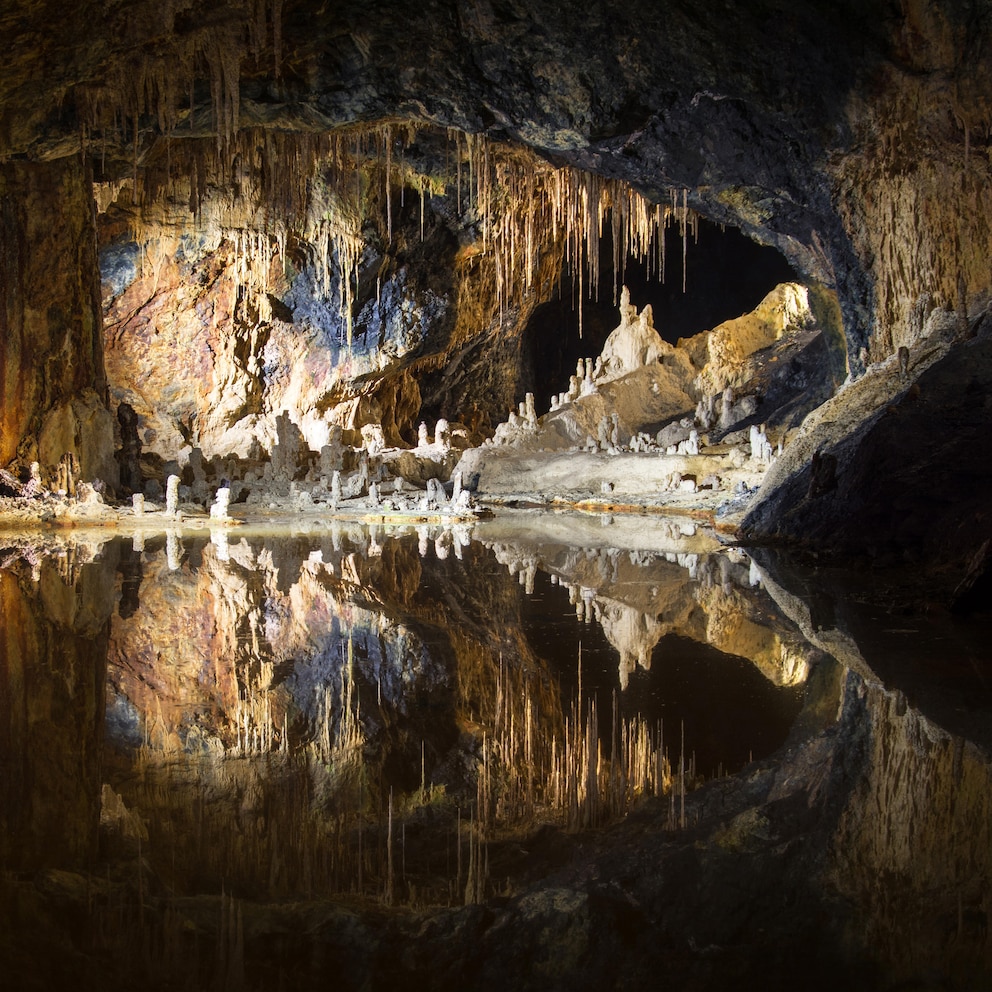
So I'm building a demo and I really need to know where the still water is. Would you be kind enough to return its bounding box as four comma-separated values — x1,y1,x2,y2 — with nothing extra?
1,511,990,989
3,515,805,888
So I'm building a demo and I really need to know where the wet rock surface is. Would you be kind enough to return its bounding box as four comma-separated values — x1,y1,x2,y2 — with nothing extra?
742,326,992,602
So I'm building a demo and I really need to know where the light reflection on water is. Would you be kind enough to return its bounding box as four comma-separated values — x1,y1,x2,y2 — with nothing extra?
1,517,809,904
2,515,992,989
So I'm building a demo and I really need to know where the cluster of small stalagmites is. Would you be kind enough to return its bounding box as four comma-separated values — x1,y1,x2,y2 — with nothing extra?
748,424,775,463
415,418,455,457
119,403,484,519
548,358,601,413
0,454,114,510
486,393,540,446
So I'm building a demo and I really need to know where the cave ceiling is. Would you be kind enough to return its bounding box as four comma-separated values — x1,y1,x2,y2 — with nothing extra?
4,0,989,352
5,0,983,336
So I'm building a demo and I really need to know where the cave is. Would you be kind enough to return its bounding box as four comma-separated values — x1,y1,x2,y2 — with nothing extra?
2,1,992,990
519,218,799,412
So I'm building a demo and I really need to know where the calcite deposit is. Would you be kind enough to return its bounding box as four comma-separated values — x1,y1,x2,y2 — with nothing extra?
2,2,992,990
456,282,822,507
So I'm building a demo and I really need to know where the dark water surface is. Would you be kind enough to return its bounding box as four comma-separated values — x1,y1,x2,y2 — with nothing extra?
1,514,990,990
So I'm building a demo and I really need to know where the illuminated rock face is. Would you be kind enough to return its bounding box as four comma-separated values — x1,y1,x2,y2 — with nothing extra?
0,0,991,585
100,210,454,462
455,282,824,502
0,159,117,489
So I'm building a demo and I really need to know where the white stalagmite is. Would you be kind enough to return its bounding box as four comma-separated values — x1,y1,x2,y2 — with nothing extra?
210,484,231,520
166,474,180,517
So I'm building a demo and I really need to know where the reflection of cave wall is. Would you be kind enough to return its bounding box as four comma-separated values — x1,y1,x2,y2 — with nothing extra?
520,220,798,411
0,551,115,873
829,680,992,988
99,529,565,898
513,550,807,775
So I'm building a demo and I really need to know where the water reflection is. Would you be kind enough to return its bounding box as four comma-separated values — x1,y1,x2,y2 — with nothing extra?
1,518,990,989
2,519,805,900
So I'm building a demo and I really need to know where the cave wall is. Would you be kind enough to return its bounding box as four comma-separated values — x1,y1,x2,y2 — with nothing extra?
1,0,991,573
832,0,992,357
0,157,117,487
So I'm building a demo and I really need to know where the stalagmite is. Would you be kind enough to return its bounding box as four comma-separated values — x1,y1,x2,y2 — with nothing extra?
749,425,773,463
210,483,231,520
166,474,180,517
425,478,447,509
434,420,451,452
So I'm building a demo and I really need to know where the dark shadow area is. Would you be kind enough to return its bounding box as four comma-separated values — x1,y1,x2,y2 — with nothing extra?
520,569,803,777
520,218,798,411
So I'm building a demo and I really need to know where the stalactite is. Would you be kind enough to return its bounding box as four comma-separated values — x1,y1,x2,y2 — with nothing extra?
75,0,285,155
385,124,393,244
441,132,698,328
105,116,699,361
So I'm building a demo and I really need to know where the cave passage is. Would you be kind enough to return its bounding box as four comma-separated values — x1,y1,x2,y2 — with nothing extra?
521,217,798,412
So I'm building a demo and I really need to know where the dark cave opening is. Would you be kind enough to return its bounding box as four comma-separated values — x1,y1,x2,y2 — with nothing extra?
520,217,799,413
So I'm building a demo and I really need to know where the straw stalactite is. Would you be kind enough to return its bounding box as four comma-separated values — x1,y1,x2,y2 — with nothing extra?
100,120,698,356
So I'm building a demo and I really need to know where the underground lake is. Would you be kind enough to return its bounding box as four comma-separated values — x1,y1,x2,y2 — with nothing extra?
1,513,989,991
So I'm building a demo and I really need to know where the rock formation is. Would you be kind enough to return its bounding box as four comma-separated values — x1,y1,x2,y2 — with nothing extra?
2,3,992,989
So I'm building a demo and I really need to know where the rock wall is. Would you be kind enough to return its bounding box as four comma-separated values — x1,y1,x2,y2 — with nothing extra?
0,158,117,487
833,0,992,357
1,0,991,582
96,132,567,466
741,323,992,595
